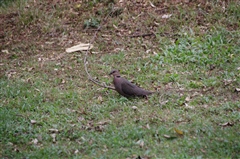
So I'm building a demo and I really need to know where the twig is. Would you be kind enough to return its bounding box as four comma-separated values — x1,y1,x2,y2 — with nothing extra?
129,33,155,38
83,11,116,90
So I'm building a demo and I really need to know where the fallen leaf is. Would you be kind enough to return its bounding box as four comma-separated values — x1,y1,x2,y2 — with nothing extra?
75,4,81,8
235,88,240,92
2,49,9,54
174,128,184,135
202,104,209,108
98,96,103,102
70,124,76,127
192,92,202,97
146,124,150,130
223,79,236,85
30,120,37,124
7,142,13,146
163,134,177,139
67,108,77,113
74,149,79,154
66,43,93,53
201,149,206,153
61,79,66,84
81,136,86,141
28,67,34,71
49,128,59,133
50,133,56,143
185,96,191,102
113,24,118,29
97,120,110,125
185,103,194,109
30,138,38,145
103,145,108,152
136,140,144,148
146,49,151,53
162,14,172,19
13,148,20,152
149,1,156,8
45,41,54,45
132,106,138,110
219,122,234,127
78,116,85,122
160,100,168,105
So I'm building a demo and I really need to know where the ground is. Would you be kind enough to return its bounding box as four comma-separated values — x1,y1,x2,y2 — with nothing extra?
0,0,240,158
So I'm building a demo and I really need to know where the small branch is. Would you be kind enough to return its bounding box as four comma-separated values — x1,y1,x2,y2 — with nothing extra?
84,50,115,90
129,33,155,38
83,11,116,90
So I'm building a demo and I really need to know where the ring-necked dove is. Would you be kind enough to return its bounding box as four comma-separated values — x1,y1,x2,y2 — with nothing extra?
109,69,153,98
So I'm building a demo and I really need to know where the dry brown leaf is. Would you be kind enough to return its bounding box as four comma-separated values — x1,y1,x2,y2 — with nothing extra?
146,124,150,130
162,14,172,19
185,96,191,102
185,103,194,109
66,43,93,53
201,149,206,153
132,106,138,110
98,96,103,102
223,79,236,85
160,100,168,105
192,92,202,97
30,138,38,145
97,120,110,126
219,122,234,127
49,128,59,133
163,134,177,139
74,149,79,154
149,1,156,8
235,88,240,92
30,120,37,124
67,108,77,113
13,147,20,152
28,67,34,71
50,133,56,143
78,116,85,122
113,24,118,29
174,128,184,135
2,49,9,54
136,140,144,148
163,134,171,138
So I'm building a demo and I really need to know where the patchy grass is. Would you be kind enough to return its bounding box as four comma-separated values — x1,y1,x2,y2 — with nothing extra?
0,0,240,158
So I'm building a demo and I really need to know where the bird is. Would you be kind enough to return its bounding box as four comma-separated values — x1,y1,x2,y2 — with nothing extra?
109,69,153,98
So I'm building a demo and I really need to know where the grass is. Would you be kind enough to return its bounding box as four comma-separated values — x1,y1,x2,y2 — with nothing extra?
0,0,240,158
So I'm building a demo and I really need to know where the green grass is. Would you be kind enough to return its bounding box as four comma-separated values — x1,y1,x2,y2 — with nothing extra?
1,0,240,158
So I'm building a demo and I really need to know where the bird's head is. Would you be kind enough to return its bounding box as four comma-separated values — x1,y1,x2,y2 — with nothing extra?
109,69,121,76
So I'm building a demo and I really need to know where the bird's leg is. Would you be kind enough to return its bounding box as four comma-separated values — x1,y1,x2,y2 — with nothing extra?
143,95,149,100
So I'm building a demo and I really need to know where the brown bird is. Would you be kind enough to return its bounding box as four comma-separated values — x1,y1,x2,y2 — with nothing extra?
109,69,153,98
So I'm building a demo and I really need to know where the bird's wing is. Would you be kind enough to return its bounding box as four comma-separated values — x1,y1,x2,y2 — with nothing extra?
121,79,152,97
121,79,138,96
